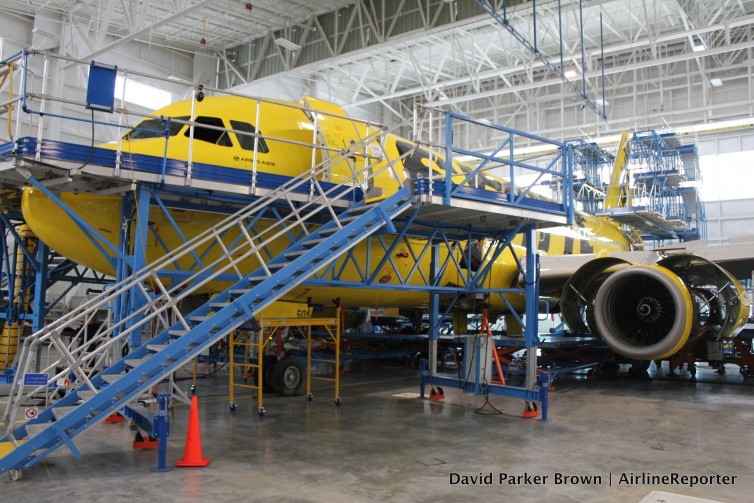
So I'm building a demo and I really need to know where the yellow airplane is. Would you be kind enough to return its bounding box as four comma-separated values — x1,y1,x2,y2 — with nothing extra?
18,95,752,363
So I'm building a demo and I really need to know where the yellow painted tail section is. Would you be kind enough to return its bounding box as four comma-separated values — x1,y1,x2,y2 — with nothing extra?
604,131,631,210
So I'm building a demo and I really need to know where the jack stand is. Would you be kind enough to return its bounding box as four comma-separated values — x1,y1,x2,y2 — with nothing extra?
104,411,125,423
523,400,539,418
151,393,173,473
133,431,158,449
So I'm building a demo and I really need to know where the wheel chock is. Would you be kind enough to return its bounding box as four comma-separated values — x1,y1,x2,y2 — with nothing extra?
132,431,158,449
429,386,444,401
522,401,539,418
104,411,125,423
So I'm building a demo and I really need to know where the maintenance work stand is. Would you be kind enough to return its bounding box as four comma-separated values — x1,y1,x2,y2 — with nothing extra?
0,49,573,477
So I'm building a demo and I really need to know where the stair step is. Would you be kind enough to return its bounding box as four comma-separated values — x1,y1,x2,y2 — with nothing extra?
125,358,150,368
321,225,360,238
247,275,269,283
284,249,307,259
346,202,380,214
229,289,247,296
190,315,211,322
338,214,362,224
168,329,188,337
209,302,229,309
318,227,340,236
78,389,97,401
102,373,126,384
303,237,346,248
51,406,78,420
147,344,168,352
125,404,154,422
25,422,52,437
267,262,288,270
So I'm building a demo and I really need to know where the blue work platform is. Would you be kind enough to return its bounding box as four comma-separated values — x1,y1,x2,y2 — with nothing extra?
0,49,574,477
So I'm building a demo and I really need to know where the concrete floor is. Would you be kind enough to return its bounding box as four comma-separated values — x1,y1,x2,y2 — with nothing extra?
1,361,753,503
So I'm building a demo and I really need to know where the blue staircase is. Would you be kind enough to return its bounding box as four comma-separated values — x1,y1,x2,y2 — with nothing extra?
0,179,412,474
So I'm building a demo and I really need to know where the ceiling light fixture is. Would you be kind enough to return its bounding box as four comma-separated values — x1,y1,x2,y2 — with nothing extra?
710,78,723,87
275,38,301,52
691,35,707,52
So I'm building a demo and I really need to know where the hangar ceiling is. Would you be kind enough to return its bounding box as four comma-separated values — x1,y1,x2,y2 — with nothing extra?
3,0,754,142
0,0,357,55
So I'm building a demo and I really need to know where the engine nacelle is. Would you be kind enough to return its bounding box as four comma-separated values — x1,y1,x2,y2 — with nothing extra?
560,253,751,361
593,264,694,360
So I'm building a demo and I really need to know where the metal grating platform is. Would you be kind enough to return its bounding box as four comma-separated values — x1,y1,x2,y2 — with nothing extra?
599,207,690,239
0,137,361,208
413,178,570,230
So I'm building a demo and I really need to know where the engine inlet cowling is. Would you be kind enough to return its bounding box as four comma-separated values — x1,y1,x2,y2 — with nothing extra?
593,264,694,360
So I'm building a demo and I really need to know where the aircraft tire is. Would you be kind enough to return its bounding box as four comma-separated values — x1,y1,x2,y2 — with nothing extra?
253,355,278,393
272,356,303,396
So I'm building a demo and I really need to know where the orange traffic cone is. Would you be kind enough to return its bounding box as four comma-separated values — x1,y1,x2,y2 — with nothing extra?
176,395,210,467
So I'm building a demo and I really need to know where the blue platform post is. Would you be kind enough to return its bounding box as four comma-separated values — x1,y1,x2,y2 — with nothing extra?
419,358,428,398
523,224,544,417
427,242,441,398
32,240,49,333
523,224,540,385
151,393,172,473
126,185,152,349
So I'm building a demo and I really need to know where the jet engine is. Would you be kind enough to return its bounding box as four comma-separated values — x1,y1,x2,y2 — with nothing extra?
560,254,750,360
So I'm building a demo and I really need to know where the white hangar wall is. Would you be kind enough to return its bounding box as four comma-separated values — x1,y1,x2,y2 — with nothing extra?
1,13,195,145
698,129,754,245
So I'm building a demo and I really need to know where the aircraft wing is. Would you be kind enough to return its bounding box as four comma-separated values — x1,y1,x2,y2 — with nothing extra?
656,236,754,280
538,249,662,296
539,237,754,289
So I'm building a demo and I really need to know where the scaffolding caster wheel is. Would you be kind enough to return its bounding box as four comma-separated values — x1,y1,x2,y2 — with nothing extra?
229,402,237,411
335,397,341,406
258,407,266,417
307,393,313,402
9,469,22,481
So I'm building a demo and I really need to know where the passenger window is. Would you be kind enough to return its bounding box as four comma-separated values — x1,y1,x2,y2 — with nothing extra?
125,116,189,140
185,116,233,147
230,120,269,154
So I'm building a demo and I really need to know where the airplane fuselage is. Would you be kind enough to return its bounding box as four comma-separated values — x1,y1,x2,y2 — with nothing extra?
21,95,751,361
22,95,636,312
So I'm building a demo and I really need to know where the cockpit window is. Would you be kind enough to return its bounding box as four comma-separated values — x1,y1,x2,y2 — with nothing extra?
185,116,233,147
230,120,269,154
125,116,189,140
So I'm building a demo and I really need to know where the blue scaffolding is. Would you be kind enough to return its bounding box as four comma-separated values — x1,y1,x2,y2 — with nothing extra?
599,130,705,242
568,139,614,214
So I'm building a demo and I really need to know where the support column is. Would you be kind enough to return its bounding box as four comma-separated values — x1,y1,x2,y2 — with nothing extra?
523,224,540,390
427,242,440,377
126,185,152,349
32,240,49,333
